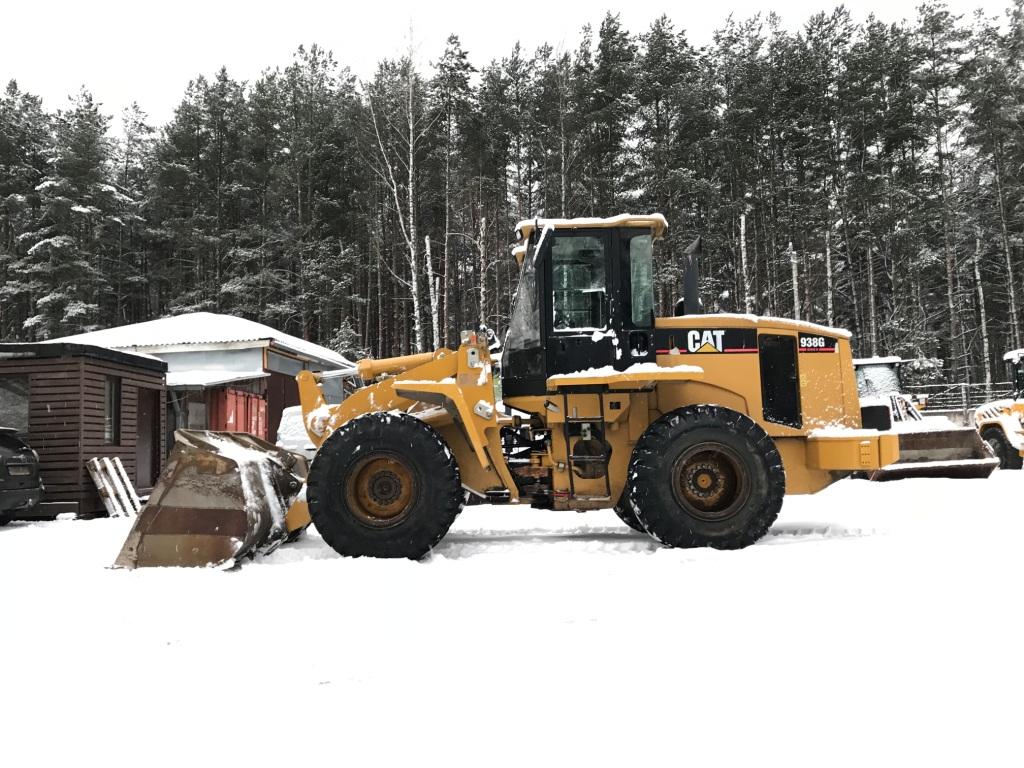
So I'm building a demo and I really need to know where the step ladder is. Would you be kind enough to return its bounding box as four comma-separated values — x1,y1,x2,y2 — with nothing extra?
560,389,613,502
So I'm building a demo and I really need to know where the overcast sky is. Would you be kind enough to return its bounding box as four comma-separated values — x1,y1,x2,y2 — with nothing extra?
0,0,1010,128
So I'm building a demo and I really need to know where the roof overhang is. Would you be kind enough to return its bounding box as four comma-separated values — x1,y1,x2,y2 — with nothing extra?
0,342,167,373
113,338,353,369
165,370,270,389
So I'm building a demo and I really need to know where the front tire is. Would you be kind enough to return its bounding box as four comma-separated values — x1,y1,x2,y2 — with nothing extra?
628,405,785,549
613,497,645,533
981,426,1023,470
307,413,464,558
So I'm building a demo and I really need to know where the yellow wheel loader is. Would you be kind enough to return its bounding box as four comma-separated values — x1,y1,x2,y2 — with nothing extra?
974,349,1024,470
853,357,999,480
289,214,898,558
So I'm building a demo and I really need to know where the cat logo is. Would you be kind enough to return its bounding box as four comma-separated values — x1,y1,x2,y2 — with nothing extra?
686,329,726,353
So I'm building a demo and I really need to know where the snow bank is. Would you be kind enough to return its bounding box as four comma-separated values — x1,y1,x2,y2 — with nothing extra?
276,404,316,457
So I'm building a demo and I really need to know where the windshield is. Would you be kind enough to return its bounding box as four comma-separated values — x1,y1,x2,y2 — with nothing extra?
502,247,542,378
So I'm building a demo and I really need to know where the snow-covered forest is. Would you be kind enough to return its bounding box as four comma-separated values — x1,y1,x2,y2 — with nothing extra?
1,3,1023,386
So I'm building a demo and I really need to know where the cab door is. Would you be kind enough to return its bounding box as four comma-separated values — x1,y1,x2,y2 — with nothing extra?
619,229,656,367
543,228,617,377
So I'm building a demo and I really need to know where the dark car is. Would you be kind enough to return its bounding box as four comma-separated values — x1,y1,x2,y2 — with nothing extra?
0,428,42,523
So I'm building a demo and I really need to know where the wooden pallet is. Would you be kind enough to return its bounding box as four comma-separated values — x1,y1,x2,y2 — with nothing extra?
86,457,142,518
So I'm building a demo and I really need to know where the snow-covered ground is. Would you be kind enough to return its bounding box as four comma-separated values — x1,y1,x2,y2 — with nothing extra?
2,474,1022,766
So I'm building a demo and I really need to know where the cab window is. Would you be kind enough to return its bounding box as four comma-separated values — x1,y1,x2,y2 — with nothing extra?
628,234,654,328
551,234,606,330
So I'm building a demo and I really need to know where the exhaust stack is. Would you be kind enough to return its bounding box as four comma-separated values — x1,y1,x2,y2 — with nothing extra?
675,236,704,316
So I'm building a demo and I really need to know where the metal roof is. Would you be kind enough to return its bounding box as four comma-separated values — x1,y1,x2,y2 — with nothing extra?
42,312,353,368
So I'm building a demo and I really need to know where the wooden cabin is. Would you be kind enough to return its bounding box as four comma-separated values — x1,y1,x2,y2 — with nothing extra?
47,312,353,446
0,343,167,518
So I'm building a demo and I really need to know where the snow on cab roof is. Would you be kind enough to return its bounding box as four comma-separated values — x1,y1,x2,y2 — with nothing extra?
1004,349,1024,363
515,213,668,241
43,312,354,367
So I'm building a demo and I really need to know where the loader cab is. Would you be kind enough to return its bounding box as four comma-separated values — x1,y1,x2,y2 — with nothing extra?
502,217,662,397
1006,352,1024,398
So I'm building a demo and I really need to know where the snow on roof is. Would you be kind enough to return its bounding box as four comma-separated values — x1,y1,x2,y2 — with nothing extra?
1004,349,1024,363
165,370,270,389
43,312,354,368
0,341,165,369
853,356,902,366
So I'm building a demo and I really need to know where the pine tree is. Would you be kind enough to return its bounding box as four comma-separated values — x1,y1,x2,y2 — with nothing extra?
16,90,123,338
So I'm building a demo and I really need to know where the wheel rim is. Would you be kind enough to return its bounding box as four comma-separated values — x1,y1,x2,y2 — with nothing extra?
671,442,749,522
345,453,416,528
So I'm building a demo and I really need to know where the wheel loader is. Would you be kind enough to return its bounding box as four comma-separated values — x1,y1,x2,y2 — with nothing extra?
974,349,1024,470
289,214,899,558
853,357,999,480
115,213,899,565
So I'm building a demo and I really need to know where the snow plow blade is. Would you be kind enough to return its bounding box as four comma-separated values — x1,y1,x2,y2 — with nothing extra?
871,427,999,481
114,430,309,569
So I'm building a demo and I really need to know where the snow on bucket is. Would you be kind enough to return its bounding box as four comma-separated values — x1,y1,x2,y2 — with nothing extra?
114,430,309,568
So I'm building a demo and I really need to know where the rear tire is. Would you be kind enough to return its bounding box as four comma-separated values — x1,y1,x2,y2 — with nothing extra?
628,405,785,549
0,515,10,527
981,426,1023,470
307,412,464,558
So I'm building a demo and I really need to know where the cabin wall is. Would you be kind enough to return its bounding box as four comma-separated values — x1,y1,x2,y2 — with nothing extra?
80,358,166,512
0,355,165,516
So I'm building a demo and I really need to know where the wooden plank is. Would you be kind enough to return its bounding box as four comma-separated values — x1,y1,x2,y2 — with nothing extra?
112,457,142,513
86,458,124,517
102,457,136,517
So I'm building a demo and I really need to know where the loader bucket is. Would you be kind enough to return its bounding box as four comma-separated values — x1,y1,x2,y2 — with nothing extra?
871,425,999,481
114,430,308,568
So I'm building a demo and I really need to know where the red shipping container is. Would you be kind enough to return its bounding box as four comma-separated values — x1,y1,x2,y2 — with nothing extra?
210,388,268,440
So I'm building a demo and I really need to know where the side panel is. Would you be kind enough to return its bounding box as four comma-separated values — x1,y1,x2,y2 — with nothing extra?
796,333,859,429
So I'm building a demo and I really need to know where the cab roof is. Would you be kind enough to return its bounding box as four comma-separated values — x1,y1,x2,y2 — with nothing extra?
514,213,668,244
